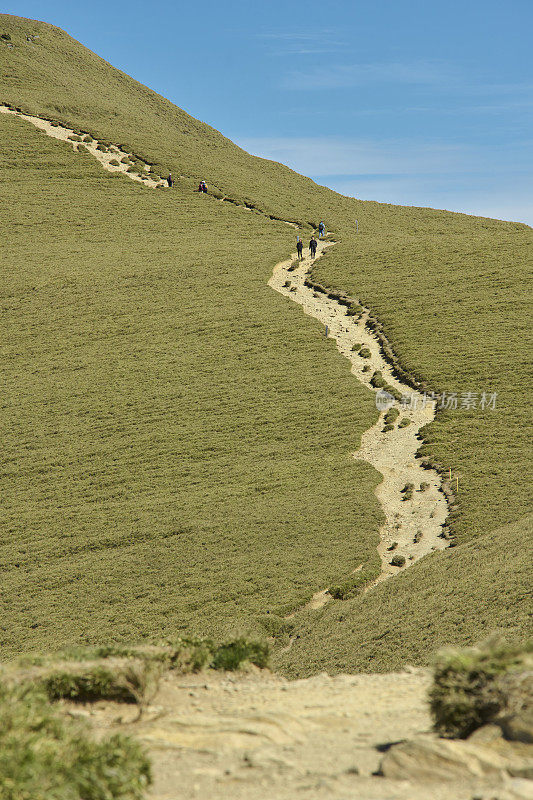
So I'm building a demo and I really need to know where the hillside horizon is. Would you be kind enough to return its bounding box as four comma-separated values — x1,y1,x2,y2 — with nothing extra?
0,12,531,677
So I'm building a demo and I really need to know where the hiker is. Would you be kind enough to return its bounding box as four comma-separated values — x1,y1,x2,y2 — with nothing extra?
167,173,173,188
296,237,303,260
309,236,318,258
198,180,208,193
318,221,325,238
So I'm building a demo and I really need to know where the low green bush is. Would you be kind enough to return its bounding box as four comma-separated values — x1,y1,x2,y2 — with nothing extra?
370,370,386,388
67,134,82,142
384,407,400,425
0,682,151,800
401,483,414,501
109,158,120,167
390,554,406,567
382,423,394,432
346,304,363,317
398,417,411,428
40,661,160,705
211,638,269,671
429,639,533,738
359,347,371,358
95,143,108,152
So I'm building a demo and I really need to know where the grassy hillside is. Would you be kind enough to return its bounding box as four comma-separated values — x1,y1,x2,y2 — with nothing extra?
0,14,531,668
0,114,381,656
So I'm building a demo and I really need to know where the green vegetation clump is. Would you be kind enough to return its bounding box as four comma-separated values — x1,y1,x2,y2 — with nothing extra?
211,638,269,671
419,482,430,491
401,483,415,501
67,134,82,142
1,32,11,40
370,370,386,388
346,303,362,317
390,554,406,567
95,143,108,152
109,158,120,166
384,407,399,425
351,342,362,351
398,417,411,428
359,347,371,358
429,639,533,738
0,682,151,800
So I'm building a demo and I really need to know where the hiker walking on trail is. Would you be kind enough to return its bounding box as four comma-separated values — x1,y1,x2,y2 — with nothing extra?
318,221,325,238
167,173,173,188
296,237,303,260
198,180,208,193
309,236,318,258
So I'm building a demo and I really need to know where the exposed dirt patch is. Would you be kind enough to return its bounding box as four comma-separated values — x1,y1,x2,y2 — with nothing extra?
270,242,449,605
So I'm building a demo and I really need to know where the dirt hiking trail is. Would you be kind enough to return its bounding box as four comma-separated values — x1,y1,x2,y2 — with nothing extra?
0,104,168,187
270,242,449,603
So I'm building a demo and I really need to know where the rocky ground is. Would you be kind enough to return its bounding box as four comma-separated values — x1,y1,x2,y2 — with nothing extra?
64,667,533,800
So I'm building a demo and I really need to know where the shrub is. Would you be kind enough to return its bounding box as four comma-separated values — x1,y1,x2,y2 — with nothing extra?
351,343,362,352
382,423,394,432
211,638,269,671
390,554,406,567
0,682,151,800
384,408,400,425
1,33,11,41
359,347,371,358
387,541,398,551
419,482,430,492
258,614,294,640
413,530,423,543
362,365,370,373
346,304,363,317
370,370,386,388
398,417,411,428
95,143,108,152
283,280,291,288
429,639,533,739
39,660,161,705
401,483,414,500
109,158,120,167
82,134,93,142
67,134,82,142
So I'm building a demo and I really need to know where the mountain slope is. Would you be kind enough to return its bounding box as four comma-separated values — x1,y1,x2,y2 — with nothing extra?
0,14,531,668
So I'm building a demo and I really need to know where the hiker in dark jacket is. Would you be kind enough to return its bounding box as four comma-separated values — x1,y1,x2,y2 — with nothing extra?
309,237,318,258
167,173,173,188
296,237,303,259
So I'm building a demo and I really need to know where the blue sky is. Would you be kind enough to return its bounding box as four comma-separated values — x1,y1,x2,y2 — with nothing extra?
7,0,533,223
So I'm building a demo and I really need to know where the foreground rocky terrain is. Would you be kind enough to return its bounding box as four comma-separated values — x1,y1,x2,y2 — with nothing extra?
63,667,532,800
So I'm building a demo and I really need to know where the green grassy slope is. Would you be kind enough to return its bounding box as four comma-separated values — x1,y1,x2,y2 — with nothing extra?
0,113,382,656
0,14,531,667
274,513,533,676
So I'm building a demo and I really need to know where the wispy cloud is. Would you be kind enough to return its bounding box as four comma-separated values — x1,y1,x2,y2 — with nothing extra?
235,136,475,175
258,31,346,56
281,60,457,89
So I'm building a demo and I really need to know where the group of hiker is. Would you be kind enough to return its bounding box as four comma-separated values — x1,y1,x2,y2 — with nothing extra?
296,221,325,260
165,177,327,252
166,175,208,192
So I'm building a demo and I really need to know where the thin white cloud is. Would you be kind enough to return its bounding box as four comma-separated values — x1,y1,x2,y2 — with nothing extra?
236,136,475,175
281,60,456,90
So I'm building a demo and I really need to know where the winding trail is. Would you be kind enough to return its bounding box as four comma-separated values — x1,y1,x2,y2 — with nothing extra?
0,104,167,187
2,101,449,600
270,241,449,604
